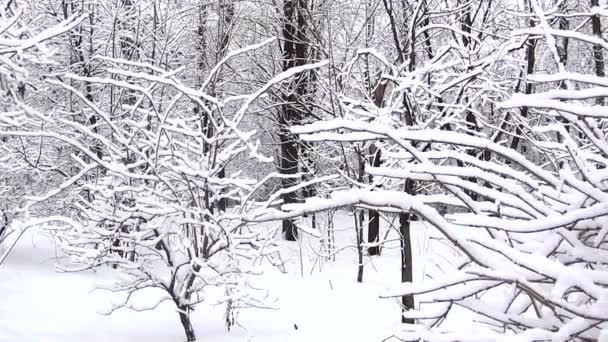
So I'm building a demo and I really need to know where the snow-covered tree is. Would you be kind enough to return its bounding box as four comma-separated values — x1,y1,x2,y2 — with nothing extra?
0,3,84,264
252,1,608,340
5,34,326,339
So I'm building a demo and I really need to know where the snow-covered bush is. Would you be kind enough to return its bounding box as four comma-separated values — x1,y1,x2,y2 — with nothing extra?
2,38,326,340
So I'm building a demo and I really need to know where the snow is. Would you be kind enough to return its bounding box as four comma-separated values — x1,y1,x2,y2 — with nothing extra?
0,213,481,342
292,118,561,187
600,329,608,342
3,1,608,340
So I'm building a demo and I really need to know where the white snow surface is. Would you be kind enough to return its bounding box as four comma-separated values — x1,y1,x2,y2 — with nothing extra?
0,213,482,342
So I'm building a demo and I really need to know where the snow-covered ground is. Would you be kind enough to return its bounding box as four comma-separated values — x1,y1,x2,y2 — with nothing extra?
0,212,465,342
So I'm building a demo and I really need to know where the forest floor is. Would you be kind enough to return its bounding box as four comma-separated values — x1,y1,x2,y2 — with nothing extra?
0,212,473,342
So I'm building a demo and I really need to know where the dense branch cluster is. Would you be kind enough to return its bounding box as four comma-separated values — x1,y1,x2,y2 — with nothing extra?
252,1,608,340
2,0,608,341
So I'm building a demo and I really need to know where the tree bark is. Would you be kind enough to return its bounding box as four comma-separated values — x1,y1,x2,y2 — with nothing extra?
366,74,388,255
399,192,414,323
216,0,234,212
280,120,299,241
178,308,196,342
356,146,366,282
510,3,536,152
591,0,605,105
280,0,310,241
367,143,381,256
356,209,365,282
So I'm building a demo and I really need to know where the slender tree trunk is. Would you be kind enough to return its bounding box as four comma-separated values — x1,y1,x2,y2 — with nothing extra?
0,211,7,242
391,0,420,320
361,0,381,257
356,209,365,282
176,262,202,341
356,146,366,282
591,0,605,105
367,75,387,255
280,121,299,241
299,0,320,228
399,187,414,323
280,0,310,241
556,1,571,144
178,308,196,342
511,2,536,152
216,0,234,212
367,144,381,256
557,3,569,89
590,0,607,170
400,84,416,324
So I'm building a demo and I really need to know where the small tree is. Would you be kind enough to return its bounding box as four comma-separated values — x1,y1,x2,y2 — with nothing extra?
6,37,326,340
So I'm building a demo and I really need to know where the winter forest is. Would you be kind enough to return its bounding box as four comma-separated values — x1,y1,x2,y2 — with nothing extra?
2,0,608,341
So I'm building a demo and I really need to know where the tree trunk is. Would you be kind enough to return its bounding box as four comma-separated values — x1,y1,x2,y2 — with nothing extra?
0,211,8,242
366,75,387,256
215,0,234,213
280,0,310,241
280,122,299,241
389,0,420,318
400,179,415,324
510,8,536,152
367,144,381,256
177,264,201,341
356,147,366,282
356,209,365,282
399,211,414,323
591,0,605,105
178,308,196,342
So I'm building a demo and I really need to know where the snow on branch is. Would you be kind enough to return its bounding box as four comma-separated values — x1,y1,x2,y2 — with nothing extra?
257,14,608,337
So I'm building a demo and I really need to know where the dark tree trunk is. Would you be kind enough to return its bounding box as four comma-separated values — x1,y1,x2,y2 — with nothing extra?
382,1,420,321
217,167,227,212
356,147,366,282
0,220,6,241
280,0,310,241
591,0,605,105
193,2,233,214
356,209,365,282
400,178,415,323
399,208,415,324
280,121,299,241
176,261,202,341
367,144,381,256
366,75,388,255
464,108,481,201
555,2,572,145
510,10,536,152
215,1,233,213
301,139,316,228
178,308,196,342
